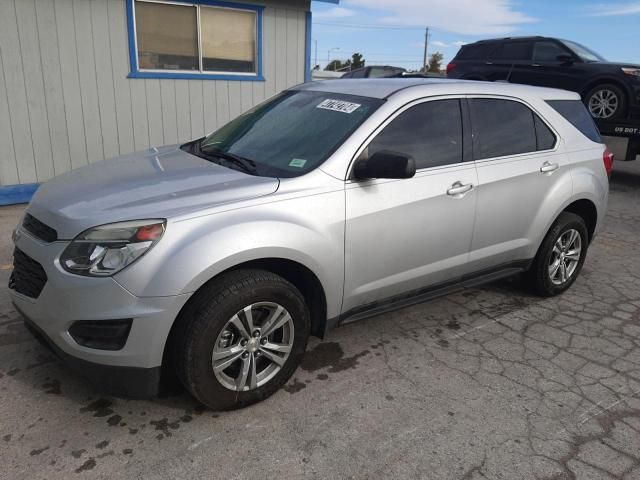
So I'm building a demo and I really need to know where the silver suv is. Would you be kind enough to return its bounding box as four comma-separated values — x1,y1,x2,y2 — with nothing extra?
10,79,610,410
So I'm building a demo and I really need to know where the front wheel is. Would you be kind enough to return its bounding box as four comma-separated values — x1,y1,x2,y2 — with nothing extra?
526,212,588,297
584,84,627,120
174,269,310,410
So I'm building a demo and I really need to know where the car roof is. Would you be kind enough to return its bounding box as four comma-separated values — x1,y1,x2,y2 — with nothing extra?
465,36,554,45
291,78,580,101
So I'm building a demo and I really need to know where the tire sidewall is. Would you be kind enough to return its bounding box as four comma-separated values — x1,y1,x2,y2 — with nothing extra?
536,215,588,296
186,278,309,410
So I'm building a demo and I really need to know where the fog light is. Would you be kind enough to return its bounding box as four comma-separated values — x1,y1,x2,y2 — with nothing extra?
69,319,133,351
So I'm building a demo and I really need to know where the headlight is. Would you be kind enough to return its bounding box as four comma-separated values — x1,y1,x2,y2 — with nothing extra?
60,219,165,277
622,67,640,77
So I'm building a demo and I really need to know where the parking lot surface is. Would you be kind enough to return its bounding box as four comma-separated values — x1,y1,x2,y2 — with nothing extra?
2,161,640,480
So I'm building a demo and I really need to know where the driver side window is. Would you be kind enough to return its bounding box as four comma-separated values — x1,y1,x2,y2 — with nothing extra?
364,99,464,170
533,41,568,62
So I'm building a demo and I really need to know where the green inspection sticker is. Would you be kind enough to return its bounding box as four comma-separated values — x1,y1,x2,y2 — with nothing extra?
289,158,307,168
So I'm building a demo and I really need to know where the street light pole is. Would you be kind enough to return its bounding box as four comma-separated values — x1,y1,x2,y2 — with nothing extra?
314,40,318,68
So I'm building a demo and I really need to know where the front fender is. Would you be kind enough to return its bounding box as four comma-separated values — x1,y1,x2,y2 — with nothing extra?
114,192,345,319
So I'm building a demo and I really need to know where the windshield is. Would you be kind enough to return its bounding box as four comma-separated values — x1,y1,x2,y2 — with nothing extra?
561,40,606,62
197,90,383,177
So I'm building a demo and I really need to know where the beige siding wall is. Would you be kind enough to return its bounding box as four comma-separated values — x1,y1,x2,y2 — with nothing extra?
0,0,310,186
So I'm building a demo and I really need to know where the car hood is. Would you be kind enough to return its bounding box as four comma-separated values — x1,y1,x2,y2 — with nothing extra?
27,145,280,239
589,61,640,69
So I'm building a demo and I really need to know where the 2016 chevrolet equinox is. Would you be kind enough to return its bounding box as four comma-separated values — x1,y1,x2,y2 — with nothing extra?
10,79,610,410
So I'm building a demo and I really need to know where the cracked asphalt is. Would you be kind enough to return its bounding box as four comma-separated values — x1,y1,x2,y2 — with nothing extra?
2,160,640,480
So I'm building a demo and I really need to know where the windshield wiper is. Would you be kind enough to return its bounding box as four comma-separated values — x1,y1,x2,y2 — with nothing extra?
197,142,257,174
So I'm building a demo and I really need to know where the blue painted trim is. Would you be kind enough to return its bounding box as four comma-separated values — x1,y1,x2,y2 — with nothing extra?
313,0,339,3
0,183,39,206
126,0,264,82
128,71,265,81
126,0,136,75
304,11,312,82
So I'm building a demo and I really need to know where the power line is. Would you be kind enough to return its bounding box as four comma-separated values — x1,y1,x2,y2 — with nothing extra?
313,21,427,30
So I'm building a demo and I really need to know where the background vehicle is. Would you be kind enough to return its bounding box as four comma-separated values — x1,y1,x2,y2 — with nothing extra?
447,36,640,160
447,36,640,120
11,80,609,410
341,65,406,78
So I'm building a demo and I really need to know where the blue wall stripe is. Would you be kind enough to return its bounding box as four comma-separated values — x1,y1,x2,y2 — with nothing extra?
304,11,312,82
0,183,39,206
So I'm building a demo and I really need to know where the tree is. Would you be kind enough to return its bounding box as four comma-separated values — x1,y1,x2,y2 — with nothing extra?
351,53,365,69
325,59,347,71
427,52,444,73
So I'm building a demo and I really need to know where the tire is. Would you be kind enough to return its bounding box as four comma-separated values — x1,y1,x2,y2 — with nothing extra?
526,212,589,297
173,269,310,410
584,83,627,120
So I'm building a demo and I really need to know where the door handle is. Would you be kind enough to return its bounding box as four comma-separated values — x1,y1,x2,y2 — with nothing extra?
540,162,559,173
447,182,473,196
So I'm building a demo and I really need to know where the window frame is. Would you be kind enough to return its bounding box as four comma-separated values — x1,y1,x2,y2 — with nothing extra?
347,95,473,180
467,95,559,163
126,0,264,81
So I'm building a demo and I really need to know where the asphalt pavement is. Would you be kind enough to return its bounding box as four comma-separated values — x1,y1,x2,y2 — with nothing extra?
1,160,640,480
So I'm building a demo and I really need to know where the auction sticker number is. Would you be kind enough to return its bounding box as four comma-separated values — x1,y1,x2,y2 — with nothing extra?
317,99,361,114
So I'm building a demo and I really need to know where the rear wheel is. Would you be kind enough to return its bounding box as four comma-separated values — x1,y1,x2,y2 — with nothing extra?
584,83,627,120
174,269,310,410
526,212,588,297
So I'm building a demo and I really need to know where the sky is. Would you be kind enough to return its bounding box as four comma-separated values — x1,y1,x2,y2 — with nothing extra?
310,0,640,71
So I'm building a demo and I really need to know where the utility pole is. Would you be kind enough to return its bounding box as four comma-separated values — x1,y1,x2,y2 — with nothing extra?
422,27,429,72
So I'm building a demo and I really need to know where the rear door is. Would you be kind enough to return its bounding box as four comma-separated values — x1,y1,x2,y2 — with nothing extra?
343,98,477,312
485,41,533,82
467,97,566,271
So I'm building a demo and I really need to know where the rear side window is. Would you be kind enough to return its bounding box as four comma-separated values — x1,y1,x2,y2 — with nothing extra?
489,42,532,61
470,99,537,159
546,100,602,143
366,99,463,169
534,116,557,150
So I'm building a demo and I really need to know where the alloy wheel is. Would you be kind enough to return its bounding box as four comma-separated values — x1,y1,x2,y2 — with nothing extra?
588,89,619,119
211,302,294,392
548,229,582,286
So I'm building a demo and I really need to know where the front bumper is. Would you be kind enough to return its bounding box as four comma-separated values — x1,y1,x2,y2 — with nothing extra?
9,226,191,395
20,312,162,398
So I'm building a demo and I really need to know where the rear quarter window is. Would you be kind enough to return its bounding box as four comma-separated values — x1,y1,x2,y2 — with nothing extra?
546,100,602,143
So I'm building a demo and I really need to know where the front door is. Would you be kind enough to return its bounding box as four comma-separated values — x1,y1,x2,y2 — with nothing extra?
343,98,478,313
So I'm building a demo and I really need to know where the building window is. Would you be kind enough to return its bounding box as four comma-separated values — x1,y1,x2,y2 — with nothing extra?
127,0,263,81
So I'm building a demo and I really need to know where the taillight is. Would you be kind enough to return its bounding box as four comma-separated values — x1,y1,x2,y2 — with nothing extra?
603,147,614,177
446,63,456,75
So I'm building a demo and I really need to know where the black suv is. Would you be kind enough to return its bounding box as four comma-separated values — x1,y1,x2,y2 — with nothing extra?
447,36,640,120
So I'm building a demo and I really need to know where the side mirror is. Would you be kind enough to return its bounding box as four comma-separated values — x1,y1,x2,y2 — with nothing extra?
353,150,416,180
556,54,574,65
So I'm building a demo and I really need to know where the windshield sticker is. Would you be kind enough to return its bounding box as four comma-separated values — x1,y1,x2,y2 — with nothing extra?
317,99,361,114
289,158,307,168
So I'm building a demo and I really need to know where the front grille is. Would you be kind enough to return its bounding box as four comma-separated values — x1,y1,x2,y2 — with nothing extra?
8,248,48,299
22,214,58,243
